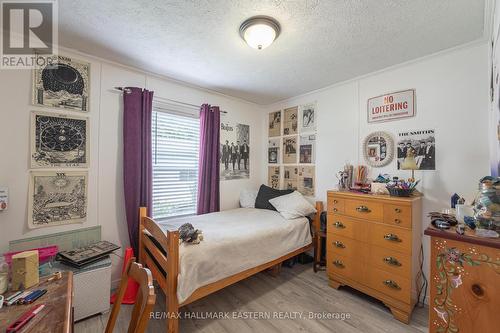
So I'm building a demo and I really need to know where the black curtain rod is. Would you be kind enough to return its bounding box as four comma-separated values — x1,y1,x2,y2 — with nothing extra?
113,86,227,113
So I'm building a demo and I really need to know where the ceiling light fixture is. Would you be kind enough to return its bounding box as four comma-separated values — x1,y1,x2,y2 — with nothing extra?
239,16,281,50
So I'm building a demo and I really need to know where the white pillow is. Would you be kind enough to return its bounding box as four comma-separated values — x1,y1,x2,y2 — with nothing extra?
269,191,317,219
239,189,258,208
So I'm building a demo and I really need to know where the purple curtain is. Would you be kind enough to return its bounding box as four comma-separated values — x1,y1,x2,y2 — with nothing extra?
197,104,220,214
123,87,154,254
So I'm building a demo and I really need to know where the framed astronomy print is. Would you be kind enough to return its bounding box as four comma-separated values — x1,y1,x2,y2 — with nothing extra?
31,111,89,168
33,55,90,112
283,106,298,135
28,171,88,229
363,131,394,168
268,110,281,137
283,136,298,164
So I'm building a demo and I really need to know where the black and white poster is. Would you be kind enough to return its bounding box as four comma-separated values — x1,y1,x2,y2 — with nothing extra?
220,121,250,180
300,103,316,133
268,138,280,164
268,166,280,189
397,129,436,170
283,136,298,164
298,166,315,196
28,171,88,229
283,166,298,190
299,134,315,164
33,55,90,112
268,110,281,137
31,111,89,168
283,106,298,135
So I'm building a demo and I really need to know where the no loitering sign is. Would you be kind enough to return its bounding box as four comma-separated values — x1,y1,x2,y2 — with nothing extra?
367,89,415,123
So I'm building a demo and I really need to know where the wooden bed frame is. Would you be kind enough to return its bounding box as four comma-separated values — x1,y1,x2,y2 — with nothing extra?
138,201,323,333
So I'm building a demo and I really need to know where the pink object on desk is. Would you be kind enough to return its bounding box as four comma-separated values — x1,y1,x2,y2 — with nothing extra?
3,246,58,266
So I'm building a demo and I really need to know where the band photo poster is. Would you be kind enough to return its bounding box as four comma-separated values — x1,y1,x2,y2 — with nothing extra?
33,55,90,112
397,129,436,170
220,120,250,180
268,110,281,137
268,166,280,189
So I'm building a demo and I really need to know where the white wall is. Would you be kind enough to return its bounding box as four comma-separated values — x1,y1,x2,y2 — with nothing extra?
0,48,263,283
263,43,491,281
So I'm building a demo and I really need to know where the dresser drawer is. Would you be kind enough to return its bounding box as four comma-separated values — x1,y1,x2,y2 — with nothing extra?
368,267,411,304
327,234,369,259
327,214,369,242
327,253,366,283
369,246,411,278
384,204,412,229
328,196,345,214
345,199,383,221
370,224,412,254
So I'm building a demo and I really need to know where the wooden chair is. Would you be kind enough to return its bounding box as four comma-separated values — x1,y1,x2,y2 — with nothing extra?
105,257,156,333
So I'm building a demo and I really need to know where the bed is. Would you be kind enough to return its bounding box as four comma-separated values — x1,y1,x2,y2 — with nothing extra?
138,202,322,333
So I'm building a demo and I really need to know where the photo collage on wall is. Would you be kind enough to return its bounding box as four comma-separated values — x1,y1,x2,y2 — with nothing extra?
28,54,91,228
267,103,316,196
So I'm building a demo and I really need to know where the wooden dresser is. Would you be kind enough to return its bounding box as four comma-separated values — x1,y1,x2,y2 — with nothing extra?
424,226,500,333
326,190,422,323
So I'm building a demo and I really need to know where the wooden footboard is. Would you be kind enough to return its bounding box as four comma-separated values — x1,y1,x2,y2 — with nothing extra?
138,201,323,333
139,207,179,333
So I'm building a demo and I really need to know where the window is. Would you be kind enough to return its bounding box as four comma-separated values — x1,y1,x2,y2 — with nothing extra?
152,103,199,219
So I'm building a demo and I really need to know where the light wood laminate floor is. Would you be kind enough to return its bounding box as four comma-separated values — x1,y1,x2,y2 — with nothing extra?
75,264,428,333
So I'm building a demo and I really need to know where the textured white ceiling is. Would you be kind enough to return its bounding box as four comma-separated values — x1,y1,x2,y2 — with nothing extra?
58,0,486,104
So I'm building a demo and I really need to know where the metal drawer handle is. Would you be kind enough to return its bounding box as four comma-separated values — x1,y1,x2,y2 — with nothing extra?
394,208,402,213
333,221,345,229
384,233,402,242
356,205,371,213
334,241,345,248
333,260,345,268
394,218,401,224
383,280,401,290
383,257,402,266
333,199,338,204
333,208,338,212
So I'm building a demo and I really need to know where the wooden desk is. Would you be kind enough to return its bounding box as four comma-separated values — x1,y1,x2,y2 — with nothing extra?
0,271,73,333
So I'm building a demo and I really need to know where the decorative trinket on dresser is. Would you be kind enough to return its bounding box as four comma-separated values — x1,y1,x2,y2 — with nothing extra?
326,190,422,324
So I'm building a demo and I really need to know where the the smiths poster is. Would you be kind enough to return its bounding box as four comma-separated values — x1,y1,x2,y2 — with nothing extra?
368,89,415,123
397,129,435,170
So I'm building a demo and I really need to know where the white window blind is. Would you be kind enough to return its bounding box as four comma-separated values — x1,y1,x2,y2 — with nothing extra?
152,104,200,219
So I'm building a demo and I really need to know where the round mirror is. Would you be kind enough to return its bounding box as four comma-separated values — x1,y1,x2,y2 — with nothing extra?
363,131,394,167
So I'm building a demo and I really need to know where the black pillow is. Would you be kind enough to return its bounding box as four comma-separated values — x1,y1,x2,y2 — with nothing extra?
255,184,294,211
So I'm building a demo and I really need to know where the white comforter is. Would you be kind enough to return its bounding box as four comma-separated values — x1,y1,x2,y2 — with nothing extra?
158,208,312,303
